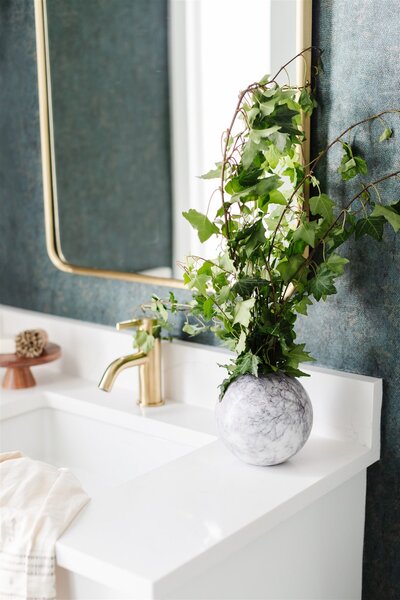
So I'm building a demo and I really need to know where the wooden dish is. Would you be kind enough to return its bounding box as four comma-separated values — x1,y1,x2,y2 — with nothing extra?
0,343,61,389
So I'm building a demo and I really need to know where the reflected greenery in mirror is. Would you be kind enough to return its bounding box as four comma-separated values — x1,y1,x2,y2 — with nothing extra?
46,0,172,275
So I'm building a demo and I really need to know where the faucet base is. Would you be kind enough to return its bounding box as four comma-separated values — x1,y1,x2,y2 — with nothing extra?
138,399,165,408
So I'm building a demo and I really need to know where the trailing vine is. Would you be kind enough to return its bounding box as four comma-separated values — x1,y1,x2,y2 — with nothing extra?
137,49,400,397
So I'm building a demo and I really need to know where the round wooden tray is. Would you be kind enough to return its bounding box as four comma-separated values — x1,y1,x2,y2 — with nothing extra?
0,343,61,389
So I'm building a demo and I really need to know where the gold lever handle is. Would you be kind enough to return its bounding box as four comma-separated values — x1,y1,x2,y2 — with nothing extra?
116,318,155,333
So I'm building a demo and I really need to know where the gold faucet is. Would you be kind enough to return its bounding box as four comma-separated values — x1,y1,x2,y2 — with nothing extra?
98,318,163,407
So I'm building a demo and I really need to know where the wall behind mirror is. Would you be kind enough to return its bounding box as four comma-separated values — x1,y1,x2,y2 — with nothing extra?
41,0,305,283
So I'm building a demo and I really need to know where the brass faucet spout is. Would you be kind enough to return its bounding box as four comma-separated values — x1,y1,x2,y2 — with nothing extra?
98,318,163,407
98,352,147,392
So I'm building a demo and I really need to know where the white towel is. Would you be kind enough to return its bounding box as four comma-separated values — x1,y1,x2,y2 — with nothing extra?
0,451,90,600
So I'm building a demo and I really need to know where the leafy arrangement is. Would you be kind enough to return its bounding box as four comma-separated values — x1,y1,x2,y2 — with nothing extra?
137,49,400,397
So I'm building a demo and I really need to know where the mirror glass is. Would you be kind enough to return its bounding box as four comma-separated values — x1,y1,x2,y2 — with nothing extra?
43,0,303,281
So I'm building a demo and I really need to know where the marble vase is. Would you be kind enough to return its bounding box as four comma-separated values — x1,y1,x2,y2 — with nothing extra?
215,373,313,466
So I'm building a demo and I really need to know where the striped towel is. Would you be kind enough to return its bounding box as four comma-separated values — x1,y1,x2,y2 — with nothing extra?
0,452,90,600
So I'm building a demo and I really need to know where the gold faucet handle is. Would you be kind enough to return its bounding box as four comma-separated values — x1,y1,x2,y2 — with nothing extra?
116,318,156,333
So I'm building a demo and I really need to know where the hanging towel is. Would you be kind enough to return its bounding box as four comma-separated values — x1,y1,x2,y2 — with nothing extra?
0,451,90,600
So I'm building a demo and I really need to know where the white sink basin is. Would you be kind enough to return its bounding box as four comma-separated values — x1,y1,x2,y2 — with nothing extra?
0,391,208,497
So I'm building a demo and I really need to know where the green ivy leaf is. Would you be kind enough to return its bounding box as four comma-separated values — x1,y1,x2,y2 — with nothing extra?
241,141,259,169
277,255,305,283
231,174,282,202
199,163,222,179
294,296,313,316
264,145,281,169
244,221,267,257
325,253,349,275
309,193,335,221
232,277,269,297
187,273,210,296
338,143,368,181
370,203,400,232
238,167,264,187
309,265,337,300
298,89,318,116
354,216,386,241
250,125,281,143
218,251,235,274
182,322,201,336
258,73,271,85
219,351,261,398
293,221,319,247
235,330,247,355
379,127,393,142
269,131,289,152
133,330,155,354
255,175,282,195
151,295,168,321
268,189,287,205
182,209,219,242
202,296,215,320
233,298,256,327
283,343,315,366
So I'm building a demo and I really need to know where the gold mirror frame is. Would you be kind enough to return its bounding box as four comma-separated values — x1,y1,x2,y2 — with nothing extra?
34,0,312,288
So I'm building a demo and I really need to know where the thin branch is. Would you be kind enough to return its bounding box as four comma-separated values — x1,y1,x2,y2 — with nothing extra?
267,109,400,264
283,169,400,300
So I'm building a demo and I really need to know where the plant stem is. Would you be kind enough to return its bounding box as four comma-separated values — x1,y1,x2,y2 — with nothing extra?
283,168,400,300
267,109,400,264
219,47,317,259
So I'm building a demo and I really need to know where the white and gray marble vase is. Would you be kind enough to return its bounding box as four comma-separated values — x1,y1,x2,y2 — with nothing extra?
215,373,313,466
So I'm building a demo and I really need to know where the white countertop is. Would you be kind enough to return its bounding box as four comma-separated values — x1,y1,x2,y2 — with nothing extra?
1,371,380,599
0,306,382,599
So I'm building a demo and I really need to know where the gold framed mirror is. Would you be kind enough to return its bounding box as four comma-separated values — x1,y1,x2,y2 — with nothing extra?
34,0,312,288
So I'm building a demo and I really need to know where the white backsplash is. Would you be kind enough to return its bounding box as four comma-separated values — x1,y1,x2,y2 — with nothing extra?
0,304,229,408
0,304,381,450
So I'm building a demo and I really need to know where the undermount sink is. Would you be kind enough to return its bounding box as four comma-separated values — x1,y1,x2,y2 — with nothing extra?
0,391,209,497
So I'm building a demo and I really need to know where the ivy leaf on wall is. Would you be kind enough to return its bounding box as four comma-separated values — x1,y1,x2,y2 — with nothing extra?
355,216,386,240
294,296,313,315
325,253,349,275
182,209,219,242
308,265,337,300
371,202,400,232
338,143,368,181
379,127,393,142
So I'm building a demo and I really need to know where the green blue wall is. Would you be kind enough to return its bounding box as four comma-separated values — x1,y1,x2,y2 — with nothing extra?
0,1,398,598
296,2,400,598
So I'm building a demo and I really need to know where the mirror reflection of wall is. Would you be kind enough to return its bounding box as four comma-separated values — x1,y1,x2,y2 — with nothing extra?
47,0,173,277
44,0,299,281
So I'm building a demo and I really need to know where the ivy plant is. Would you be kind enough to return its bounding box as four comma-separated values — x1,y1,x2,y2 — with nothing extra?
136,49,400,397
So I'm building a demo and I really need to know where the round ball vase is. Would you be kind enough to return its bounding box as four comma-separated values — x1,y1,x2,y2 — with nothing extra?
215,373,313,466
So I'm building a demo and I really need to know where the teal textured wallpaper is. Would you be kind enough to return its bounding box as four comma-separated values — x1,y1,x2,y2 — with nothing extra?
296,2,400,598
0,1,399,598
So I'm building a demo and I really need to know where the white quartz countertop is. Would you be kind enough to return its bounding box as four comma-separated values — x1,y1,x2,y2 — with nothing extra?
1,370,381,599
